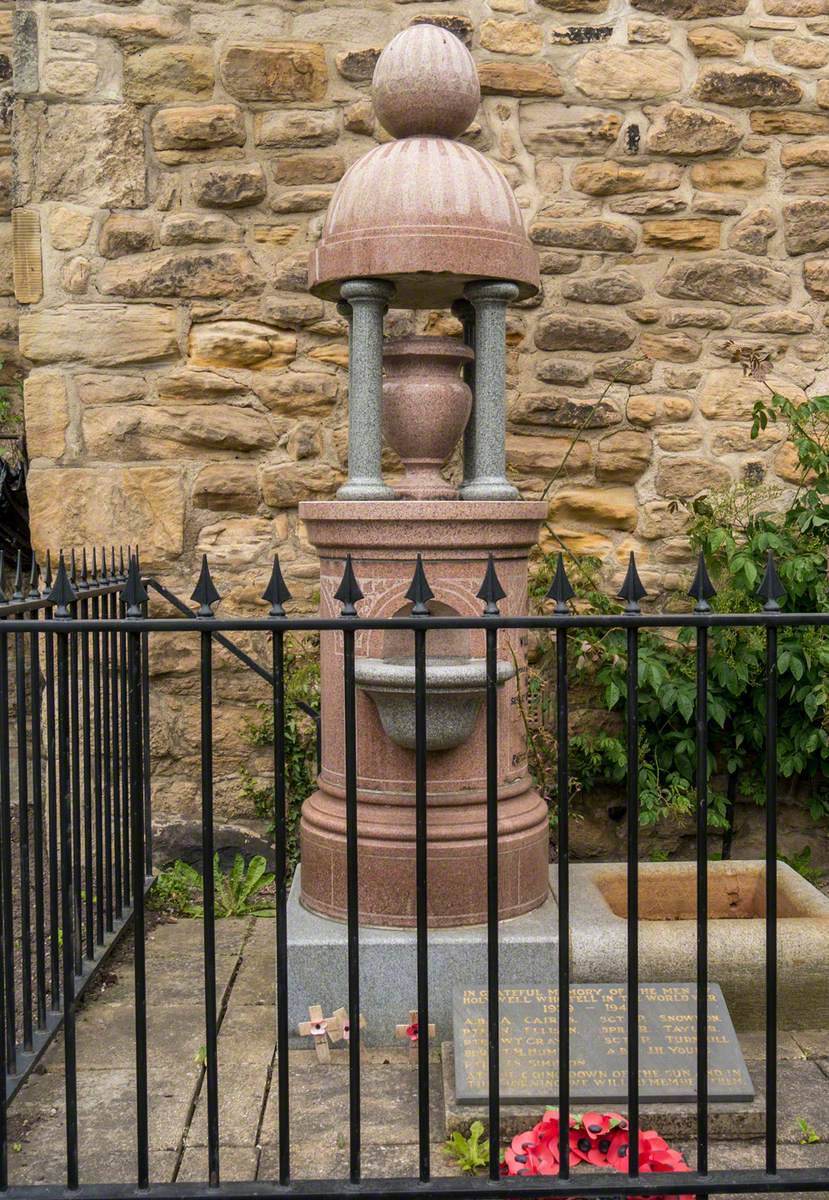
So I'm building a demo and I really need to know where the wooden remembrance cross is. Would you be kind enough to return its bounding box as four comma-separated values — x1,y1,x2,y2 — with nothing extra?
396,1010,436,1067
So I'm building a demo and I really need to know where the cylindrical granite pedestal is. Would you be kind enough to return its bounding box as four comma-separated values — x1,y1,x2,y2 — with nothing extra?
297,500,549,928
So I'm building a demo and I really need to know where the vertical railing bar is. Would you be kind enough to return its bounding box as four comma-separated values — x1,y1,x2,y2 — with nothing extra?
100,592,113,934
696,624,709,1182
272,628,290,1186
626,624,640,1178
80,591,94,962
91,592,104,949
765,621,778,1177
44,610,60,1009
118,595,130,910
201,629,220,1188
0,622,15,1072
14,614,33,1050
343,623,361,1183
68,596,83,978
57,620,79,1189
127,616,149,1189
414,624,430,1183
0,809,6,1191
485,625,500,1181
140,607,152,876
110,590,123,920
556,626,570,1177
29,621,47,1030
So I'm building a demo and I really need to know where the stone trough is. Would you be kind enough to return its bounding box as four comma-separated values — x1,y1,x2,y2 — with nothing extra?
563,860,829,1030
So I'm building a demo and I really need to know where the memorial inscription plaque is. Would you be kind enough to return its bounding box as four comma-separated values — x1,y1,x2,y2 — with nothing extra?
453,983,754,1105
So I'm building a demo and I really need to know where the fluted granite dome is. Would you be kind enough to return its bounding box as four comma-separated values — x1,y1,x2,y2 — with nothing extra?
308,25,540,309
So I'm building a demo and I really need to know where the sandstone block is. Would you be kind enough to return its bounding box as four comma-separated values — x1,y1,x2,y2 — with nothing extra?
335,47,382,81
253,372,338,416
160,213,242,246
632,0,746,13
712,424,784,453
537,0,609,11
125,45,214,102
766,0,829,11
698,367,768,418
75,374,148,406
510,392,621,427
0,161,11,219
48,206,93,251
260,461,342,508
548,486,637,530
611,195,684,215
480,18,543,53
193,164,268,208
507,433,592,474
781,137,829,167
638,499,692,538
254,110,339,148
529,217,636,251
220,43,327,101
193,463,260,513
19,305,178,366
665,307,731,328
35,104,146,207
738,309,812,333
597,430,652,480
520,104,622,155
535,361,593,386
595,358,654,383
197,518,276,569
271,187,334,213
50,13,183,43
750,110,829,134
774,441,805,483
656,456,732,497
628,393,693,425
151,105,245,151
687,25,746,55
689,159,766,189
658,257,791,304
644,102,741,154
99,214,155,259
574,46,683,99
628,18,672,41
562,270,644,303
571,160,682,195
24,371,68,460
694,64,802,107
783,199,829,254
803,256,829,297
640,330,702,360
819,79,829,108
83,403,275,459
98,248,264,300
642,217,720,248
535,312,635,351
409,14,474,45
343,99,375,135
62,256,91,296
772,35,829,67
27,465,186,570
43,61,99,98
271,251,312,292
273,154,345,185
188,320,297,369
478,61,563,96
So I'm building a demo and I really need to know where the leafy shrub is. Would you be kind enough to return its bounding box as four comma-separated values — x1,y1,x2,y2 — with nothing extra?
152,854,275,917
524,388,829,832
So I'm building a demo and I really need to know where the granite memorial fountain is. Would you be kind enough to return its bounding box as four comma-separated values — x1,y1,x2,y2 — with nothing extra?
285,21,829,1130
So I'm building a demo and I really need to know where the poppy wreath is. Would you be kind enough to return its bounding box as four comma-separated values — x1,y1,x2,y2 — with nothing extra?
502,1109,692,1200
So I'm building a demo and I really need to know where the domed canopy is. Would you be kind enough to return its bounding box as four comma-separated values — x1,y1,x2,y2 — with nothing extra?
308,24,540,309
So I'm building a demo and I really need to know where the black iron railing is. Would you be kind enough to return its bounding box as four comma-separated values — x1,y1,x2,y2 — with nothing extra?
0,545,828,1198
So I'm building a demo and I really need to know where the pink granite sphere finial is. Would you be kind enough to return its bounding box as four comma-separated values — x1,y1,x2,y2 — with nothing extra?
372,24,481,141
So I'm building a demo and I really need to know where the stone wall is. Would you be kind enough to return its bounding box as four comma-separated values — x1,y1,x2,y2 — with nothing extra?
10,0,827,832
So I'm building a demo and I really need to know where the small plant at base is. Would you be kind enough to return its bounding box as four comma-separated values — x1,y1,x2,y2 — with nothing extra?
445,1121,489,1173
797,1117,820,1145
152,854,276,918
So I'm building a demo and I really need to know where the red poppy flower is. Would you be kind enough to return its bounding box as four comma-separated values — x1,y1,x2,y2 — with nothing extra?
405,1023,419,1041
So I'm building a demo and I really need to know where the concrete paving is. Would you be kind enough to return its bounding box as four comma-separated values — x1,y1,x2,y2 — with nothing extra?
6,916,829,1197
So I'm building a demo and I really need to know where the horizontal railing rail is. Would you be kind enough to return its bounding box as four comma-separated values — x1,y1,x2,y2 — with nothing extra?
0,545,826,1198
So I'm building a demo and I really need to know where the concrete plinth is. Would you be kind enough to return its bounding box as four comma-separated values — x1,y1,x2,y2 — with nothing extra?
287,865,560,1047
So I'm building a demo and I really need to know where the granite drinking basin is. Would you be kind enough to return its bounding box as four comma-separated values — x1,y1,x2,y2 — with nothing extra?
563,861,829,1029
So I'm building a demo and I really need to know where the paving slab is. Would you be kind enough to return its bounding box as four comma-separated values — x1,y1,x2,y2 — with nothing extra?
748,1058,829,1144
178,1146,260,1183
187,1007,276,1147
258,1140,460,1181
